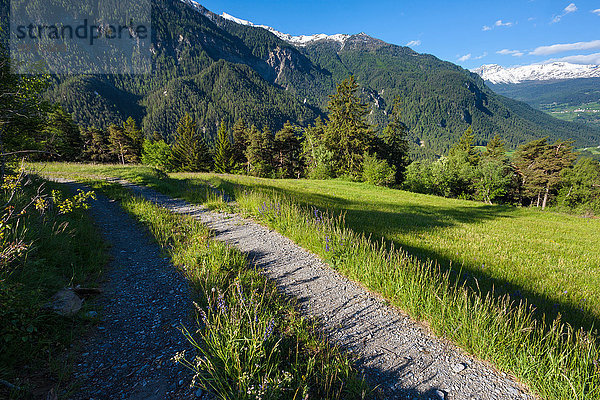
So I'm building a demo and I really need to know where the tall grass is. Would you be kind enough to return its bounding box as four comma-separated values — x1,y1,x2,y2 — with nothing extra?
32,164,600,399
232,189,599,400
89,181,367,399
0,174,106,397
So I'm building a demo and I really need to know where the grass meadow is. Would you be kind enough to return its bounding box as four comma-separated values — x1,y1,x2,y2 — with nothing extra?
31,162,600,399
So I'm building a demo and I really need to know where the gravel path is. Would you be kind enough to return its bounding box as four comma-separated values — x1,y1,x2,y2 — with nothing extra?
60,183,200,400
117,180,535,400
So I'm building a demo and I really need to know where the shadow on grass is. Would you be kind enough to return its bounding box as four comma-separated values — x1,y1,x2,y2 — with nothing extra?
205,177,599,335
114,171,599,335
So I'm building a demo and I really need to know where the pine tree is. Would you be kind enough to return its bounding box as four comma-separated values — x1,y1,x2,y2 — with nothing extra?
450,125,480,166
275,121,303,178
513,138,550,207
123,117,144,163
213,120,234,173
538,140,576,209
484,135,507,162
108,124,134,165
246,125,274,177
42,107,82,161
82,127,111,163
171,113,212,172
324,76,374,178
231,118,249,173
382,96,410,184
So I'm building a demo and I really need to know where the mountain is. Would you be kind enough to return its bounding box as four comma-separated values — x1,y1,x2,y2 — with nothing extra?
472,63,600,84
45,0,600,156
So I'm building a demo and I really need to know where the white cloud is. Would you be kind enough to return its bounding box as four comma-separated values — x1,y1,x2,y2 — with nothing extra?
565,3,578,13
530,40,600,55
474,52,488,60
497,49,524,57
495,20,513,27
482,19,514,31
406,40,421,47
552,3,578,23
592,9,600,16
458,54,472,62
543,52,600,64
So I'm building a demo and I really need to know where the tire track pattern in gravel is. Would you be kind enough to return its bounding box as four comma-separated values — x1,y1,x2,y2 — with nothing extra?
119,180,535,400
63,184,198,400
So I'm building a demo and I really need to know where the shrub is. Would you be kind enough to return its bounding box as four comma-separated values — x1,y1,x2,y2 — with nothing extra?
362,153,396,186
141,139,173,171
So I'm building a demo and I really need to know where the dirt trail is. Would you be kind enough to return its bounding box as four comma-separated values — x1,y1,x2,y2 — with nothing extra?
117,180,534,400
59,182,199,400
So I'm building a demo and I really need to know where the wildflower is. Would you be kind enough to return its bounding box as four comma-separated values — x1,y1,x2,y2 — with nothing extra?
263,318,275,340
217,293,228,314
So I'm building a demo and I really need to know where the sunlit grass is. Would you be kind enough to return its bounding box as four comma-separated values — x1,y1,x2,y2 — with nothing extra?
32,162,600,399
87,180,367,399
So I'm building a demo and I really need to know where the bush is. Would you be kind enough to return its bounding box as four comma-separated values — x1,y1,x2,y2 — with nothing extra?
141,139,172,171
362,153,396,186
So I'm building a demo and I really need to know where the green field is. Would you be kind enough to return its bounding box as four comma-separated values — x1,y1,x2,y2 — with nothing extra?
31,162,600,399
33,163,600,331
541,101,600,126
199,174,600,327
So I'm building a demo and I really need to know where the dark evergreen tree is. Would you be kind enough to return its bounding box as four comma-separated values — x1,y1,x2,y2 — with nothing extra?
450,125,480,166
42,107,82,161
324,76,374,178
123,117,144,163
213,120,234,173
538,140,576,209
171,113,212,172
382,96,410,184
82,127,112,163
246,125,274,177
231,118,249,173
484,135,508,162
274,121,303,178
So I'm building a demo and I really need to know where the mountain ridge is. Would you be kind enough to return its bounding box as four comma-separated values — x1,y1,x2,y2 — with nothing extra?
44,0,600,156
472,63,600,84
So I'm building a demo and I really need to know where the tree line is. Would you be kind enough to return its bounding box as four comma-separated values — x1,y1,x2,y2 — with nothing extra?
5,60,597,214
404,128,599,212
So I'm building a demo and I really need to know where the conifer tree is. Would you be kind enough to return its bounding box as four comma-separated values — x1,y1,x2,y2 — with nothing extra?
275,121,303,178
123,117,144,163
42,107,82,161
382,96,410,183
213,120,234,173
82,127,111,163
514,138,550,207
324,76,374,178
108,124,134,165
538,140,576,209
450,125,480,166
484,135,507,162
171,113,212,172
246,125,274,177
232,118,249,173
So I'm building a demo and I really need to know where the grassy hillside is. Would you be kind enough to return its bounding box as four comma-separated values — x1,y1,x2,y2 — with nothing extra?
33,163,600,331
194,174,600,329
32,162,600,399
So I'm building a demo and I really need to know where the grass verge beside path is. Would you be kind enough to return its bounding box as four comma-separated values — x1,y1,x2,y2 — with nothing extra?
88,180,367,400
31,163,600,399
0,175,106,398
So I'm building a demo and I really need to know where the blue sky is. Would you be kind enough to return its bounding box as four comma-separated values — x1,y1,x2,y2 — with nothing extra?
199,0,600,69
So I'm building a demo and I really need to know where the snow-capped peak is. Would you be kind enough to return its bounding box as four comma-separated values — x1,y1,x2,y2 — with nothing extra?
472,62,600,84
220,12,350,46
